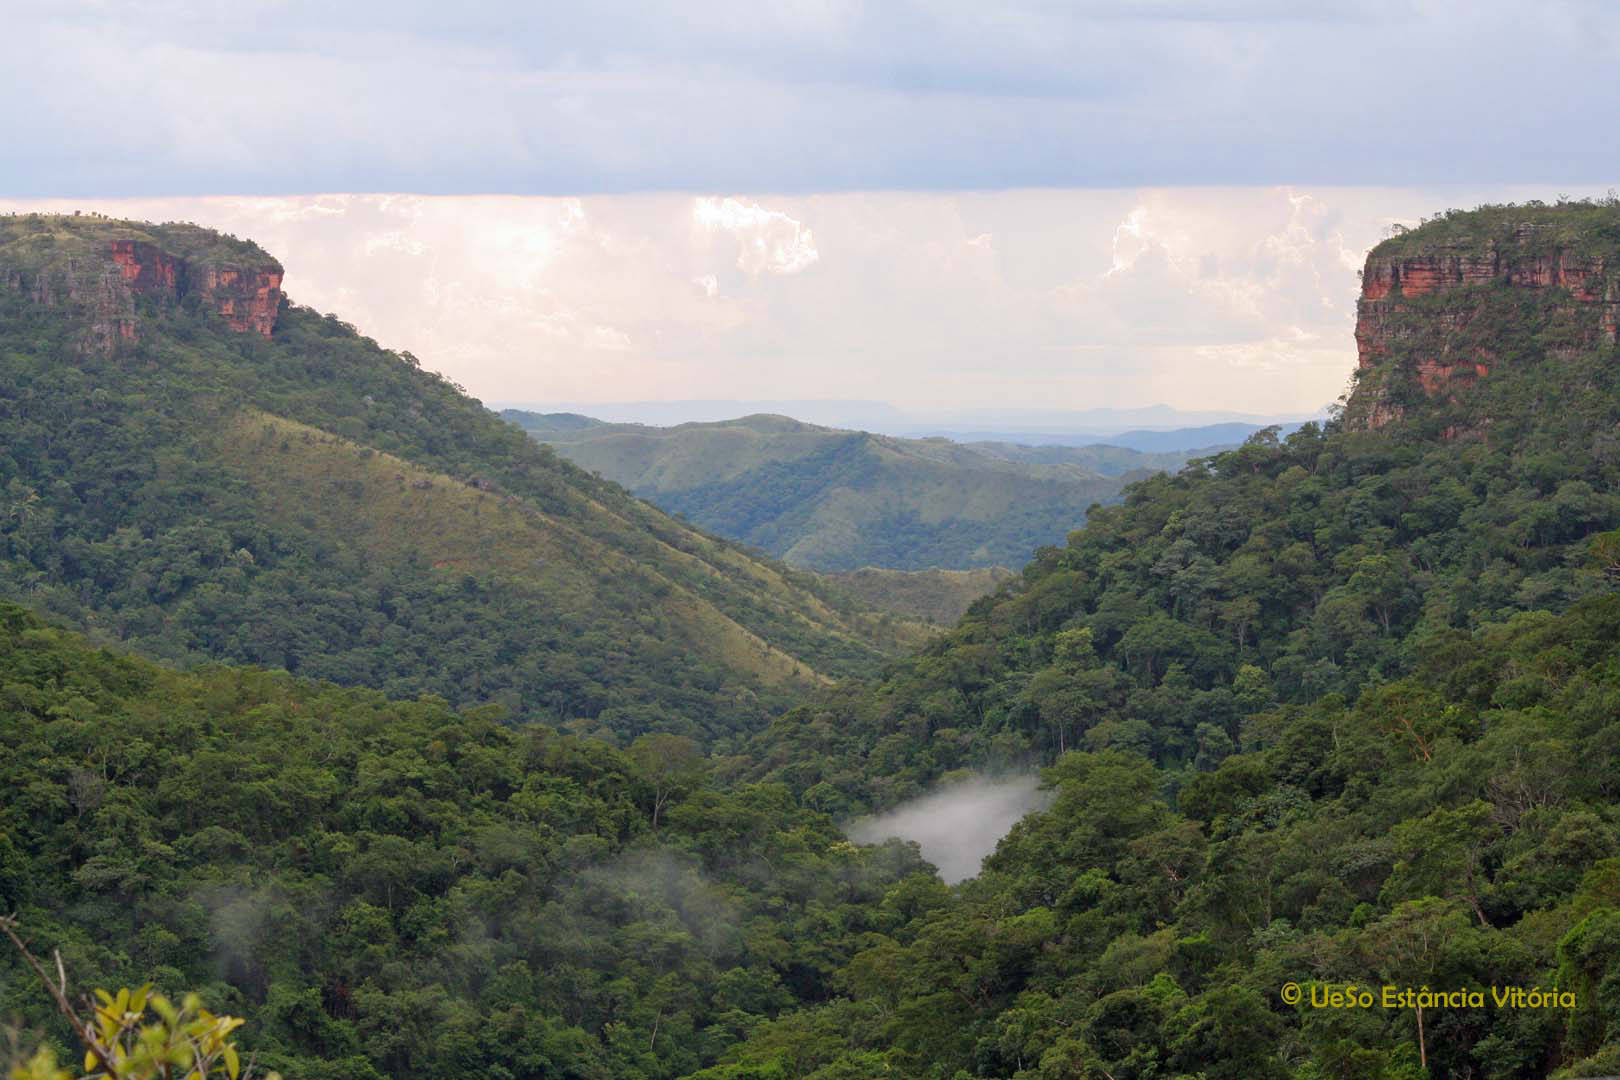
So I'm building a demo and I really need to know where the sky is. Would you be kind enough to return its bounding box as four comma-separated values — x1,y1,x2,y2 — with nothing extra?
4,2,1617,416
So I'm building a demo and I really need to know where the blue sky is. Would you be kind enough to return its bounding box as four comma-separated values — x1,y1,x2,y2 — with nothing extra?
5,1,1617,196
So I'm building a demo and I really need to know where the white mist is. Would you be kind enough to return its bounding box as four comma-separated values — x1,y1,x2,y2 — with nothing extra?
847,775,1049,884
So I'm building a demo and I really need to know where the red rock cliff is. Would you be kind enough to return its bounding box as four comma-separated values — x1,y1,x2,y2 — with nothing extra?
1350,225,1620,428
0,222,284,352
107,239,284,337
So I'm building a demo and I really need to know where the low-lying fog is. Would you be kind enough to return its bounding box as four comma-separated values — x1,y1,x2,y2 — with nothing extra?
846,774,1051,884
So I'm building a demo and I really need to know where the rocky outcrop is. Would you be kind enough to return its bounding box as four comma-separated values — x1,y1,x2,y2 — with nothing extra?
1349,224,1620,430
197,264,284,336
0,223,283,352
107,238,284,337
2,254,143,348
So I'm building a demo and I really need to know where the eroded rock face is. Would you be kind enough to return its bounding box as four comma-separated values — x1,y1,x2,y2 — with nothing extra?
0,232,283,352
107,239,284,338
1350,233,1620,429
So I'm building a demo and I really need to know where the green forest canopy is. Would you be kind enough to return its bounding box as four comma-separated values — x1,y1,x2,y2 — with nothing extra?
7,202,1620,1078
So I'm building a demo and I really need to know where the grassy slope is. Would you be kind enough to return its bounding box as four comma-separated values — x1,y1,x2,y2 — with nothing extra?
816,566,1016,625
212,409,820,687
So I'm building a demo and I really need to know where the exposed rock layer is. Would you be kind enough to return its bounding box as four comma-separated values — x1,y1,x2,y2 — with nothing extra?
1350,228,1620,429
0,226,283,350
108,238,284,337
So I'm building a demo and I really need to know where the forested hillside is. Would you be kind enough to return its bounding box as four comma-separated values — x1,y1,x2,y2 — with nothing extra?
504,411,1202,571
8,202,1620,1080
707,201,1620,1077
704,600,1620,1078
0,215,911,745
0,603,933,1080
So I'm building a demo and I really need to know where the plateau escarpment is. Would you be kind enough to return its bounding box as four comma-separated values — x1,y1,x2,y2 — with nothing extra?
0,215,283,350
1348,209,1620,431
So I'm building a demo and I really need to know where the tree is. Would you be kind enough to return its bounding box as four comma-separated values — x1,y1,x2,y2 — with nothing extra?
628,734,706,828
1383,801,1500,928
1166,986,1288,1080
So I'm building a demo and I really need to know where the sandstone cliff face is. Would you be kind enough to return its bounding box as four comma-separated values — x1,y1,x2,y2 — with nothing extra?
0,224,283,351
107,238,284,337
1349,224,1620,430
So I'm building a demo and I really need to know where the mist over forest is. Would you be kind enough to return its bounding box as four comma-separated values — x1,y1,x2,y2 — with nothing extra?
846,775,1051,884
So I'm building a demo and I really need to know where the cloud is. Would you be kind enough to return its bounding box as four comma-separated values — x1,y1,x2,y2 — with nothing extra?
847,775,1051,884
694,197,819,275
1051,188,1376,354
2,184,1600,415
3,3,1615,195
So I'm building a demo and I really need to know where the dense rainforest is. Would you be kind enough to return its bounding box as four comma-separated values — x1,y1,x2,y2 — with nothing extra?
5,202,1620,1079
709,201,1620,1077
0,603,933,1079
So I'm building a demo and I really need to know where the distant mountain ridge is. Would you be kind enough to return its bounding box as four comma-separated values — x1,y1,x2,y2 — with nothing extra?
930,420,1302,453
503,410,1220,571
502,398,1315,443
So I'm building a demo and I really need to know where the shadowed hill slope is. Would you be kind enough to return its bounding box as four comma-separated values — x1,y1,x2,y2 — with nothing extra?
818,565,1017,625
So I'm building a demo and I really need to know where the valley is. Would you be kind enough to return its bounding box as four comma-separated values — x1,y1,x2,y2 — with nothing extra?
5,202,1620,1079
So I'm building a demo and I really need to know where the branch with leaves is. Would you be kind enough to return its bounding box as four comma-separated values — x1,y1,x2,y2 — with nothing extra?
1,916,277,1080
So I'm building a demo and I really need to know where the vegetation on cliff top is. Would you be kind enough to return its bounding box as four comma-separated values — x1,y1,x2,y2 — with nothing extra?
0,213,278,272
1370,195,1620,258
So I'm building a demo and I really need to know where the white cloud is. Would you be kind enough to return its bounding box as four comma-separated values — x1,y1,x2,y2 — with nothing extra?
585,324,634,351
1193,328,1344,373
693,197,820,275
1105,207,1152,277
2,185,1599,415
364,230,429,257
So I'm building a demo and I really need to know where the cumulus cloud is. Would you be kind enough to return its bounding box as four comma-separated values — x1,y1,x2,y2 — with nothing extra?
694,197,820,275
1052,188,1381,358
3,184,1598,415
847,775,1051,884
